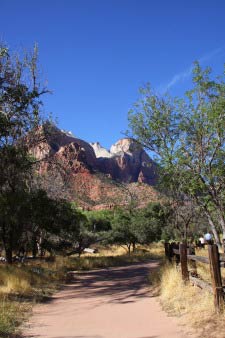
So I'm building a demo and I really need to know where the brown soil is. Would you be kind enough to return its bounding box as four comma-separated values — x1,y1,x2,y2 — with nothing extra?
22,261,193,338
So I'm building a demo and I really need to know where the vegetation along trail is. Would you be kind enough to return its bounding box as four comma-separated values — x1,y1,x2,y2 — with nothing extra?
23,261,190,338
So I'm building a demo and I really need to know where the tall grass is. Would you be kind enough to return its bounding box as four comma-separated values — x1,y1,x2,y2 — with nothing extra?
0,297,29,337
0,264,57,337
157,262,225,338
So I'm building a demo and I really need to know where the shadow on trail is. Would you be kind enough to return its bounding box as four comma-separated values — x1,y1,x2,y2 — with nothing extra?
51,336,159,338
22,336,103,338
57,260,159,305
50,336,103,338
18,335,158,338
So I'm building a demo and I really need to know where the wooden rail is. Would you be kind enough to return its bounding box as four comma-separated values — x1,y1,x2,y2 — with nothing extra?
219,253,225,262
187,255,209,264
189,275,213,294
164,242,225,313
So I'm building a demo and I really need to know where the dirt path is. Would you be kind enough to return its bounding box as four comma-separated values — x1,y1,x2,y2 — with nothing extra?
22,261,192,338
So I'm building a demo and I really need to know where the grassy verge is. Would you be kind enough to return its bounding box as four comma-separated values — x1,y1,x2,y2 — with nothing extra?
0,244,161,337
194,247,225,284
0,297,30,338
150,252,225,338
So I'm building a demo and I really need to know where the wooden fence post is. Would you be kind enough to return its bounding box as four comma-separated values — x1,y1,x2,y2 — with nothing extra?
179,243,189,282
173,242,180,265
188,245,197,276
169,242,175,262
208,244,224,313
164,242,170,261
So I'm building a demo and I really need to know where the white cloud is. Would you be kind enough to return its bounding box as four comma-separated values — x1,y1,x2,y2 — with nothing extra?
199,47,222,63
158,47,223,93
165,65,193,90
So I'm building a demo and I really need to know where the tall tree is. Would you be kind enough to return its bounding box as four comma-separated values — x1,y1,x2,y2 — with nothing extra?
0,44,48,261
128,63,225,248
111,208,137,254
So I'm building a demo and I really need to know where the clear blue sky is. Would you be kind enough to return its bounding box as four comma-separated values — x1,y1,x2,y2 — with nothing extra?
1,0,225,149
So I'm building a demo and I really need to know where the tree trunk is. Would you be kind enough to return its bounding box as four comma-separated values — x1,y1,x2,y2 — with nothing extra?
32,235,37,258
219,210,225,247
221,228,225,253
5,247,13,264
184,224,188,244
132,242,136,252
203,208,221,249
2,228,13,264
78,240,83,258
127,244,131,255
222,236,225,253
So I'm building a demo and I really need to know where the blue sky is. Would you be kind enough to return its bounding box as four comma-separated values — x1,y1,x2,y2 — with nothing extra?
1,0,225,149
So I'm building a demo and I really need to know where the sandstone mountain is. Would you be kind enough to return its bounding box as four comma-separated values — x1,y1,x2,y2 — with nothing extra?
34,124,158,209
90,138,157,186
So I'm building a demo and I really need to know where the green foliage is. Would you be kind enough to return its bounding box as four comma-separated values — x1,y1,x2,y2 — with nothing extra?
0,45,84,261
84,209,113,232
133,203,166,244
110,203,165,252
0,44,47,148
111,208,136,252
0,44,49,262
128,63,225,245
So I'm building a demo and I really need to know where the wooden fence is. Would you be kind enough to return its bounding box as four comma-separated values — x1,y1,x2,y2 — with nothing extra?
164,242,225,312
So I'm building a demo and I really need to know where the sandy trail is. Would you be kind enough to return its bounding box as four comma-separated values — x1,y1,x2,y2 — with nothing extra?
22,261,191,338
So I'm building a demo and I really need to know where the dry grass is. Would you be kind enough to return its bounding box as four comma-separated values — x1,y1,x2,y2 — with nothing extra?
0,264,58,337
148,241,165,258
0,266,35,295
0,264,58,299
0,296,30,337
160,264,214,317
157,262,225,338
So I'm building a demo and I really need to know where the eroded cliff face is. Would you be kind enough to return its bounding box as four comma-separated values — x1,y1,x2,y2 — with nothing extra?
91,138,157,185
33,124,158,209
44,123,97,169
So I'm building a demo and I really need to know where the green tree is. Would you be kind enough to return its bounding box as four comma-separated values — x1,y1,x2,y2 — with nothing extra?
84,209,112,232
111,208,137,254
26,197,87,258
110,203,164,253
0,44,48,262
133,203,166,244
0,190,30,262
128,63,225,248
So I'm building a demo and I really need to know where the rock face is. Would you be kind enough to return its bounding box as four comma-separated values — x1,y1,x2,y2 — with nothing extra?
44,123,97,169
90,142,112,158
34,124,158,209
91,138,157,186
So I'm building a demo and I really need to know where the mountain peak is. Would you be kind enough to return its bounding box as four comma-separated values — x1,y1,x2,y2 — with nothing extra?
89,142,112,158
90,138,141,159
110,138,141,156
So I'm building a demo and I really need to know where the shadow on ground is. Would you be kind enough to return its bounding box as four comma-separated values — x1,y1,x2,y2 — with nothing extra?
51,261,159,305
18,335,158,338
